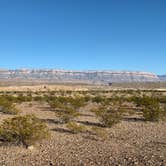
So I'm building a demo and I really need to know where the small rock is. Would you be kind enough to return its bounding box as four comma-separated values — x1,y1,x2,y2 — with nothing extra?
27,145,35,151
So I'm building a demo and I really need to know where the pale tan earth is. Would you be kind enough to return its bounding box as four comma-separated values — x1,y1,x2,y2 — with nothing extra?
0,81,166,92
0,84,166,93
0,100,165,166
0,85,89,92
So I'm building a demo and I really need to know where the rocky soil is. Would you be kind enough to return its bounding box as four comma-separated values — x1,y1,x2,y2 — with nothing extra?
0,101,165,166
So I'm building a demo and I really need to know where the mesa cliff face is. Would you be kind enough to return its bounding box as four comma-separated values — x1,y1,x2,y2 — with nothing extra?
158,75,166,82
0,69,159,83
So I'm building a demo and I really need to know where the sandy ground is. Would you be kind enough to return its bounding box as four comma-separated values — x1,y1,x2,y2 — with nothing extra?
0,101,165,166
0,84,165,92
0,85,90,92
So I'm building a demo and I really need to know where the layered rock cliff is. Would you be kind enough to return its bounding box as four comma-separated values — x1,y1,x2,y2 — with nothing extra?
0,69,160,83
158,75,166,82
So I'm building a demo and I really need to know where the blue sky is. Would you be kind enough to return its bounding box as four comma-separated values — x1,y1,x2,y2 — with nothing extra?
0,0,165,74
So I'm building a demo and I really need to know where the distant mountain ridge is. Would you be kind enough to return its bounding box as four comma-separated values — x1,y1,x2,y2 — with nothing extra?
0,69,160,83
158,75,166,82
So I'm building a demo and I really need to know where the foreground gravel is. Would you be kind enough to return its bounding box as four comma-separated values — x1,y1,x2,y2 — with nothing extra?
0,102,165,166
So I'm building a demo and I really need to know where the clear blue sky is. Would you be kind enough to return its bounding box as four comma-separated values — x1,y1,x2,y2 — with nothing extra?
0,0,165,74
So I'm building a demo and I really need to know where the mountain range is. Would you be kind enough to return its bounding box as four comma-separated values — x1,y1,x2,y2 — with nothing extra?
158,75,166,82
0,69,164,84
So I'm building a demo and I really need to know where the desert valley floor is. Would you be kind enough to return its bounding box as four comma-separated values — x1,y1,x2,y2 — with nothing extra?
0,86,165,166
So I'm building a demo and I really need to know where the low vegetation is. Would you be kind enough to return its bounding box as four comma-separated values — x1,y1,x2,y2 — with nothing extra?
66,122,87,134
0,88,165,165
132,96,164,121
92,106,122,127
47,96,86,123
0,89,165,149
54,106,80,123
0,98,20,115
91,126,108,140
0,114,50,147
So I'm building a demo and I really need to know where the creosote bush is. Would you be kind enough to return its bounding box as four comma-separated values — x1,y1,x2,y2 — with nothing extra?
92,96,105,104
0,99,20,115
54,106,80,123
48,96,87,110
133,96,163,121
48,96,85,123
91,126,108,140
162,105,166,121
0,114,50,147
142,107,162,122
66,122,86,134
92,106,122,127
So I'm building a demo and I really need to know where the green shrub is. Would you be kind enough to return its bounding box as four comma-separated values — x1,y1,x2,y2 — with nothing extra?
0,95,15,103
69,97,86,109
0,94,33,104
162,105,166,120
55,106,80,123
48,96,86,109
130,95,164,121
132,96,157,107
91,126,108,140
15,94,33,103
92,96,105,104
142,107,162,122
0,99,20,115
0,114,50,147
48,99,63,109
136,96,163,121
66,122,86,134
48,96,86,123
92,106,122,127
158,96,166,104
33,96,44,102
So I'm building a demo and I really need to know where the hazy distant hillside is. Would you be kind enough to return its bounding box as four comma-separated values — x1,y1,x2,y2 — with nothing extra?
0,69,160,84
158,75,166,82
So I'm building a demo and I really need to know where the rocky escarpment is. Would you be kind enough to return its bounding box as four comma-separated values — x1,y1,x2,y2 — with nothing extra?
0,69,159,83
158,75,166,82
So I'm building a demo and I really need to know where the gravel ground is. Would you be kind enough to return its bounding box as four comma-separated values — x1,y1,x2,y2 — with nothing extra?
0,101,165,166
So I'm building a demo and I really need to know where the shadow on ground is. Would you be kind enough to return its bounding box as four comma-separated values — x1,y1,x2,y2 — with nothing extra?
41,118,60,124
77,120,104,127
122,117,145,122
51,127,74,134
79,113,94,117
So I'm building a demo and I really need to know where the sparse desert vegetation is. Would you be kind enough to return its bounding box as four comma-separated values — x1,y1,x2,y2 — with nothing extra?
0,114,50,147
0,88,165,165
0,97,21,115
